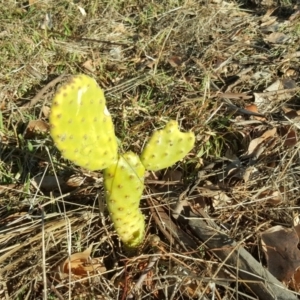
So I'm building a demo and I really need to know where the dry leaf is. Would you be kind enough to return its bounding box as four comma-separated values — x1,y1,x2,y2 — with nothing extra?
145,59,156,69
284,110,299,119
113,23,127,33
0,184,18,195
253,92,271,111
29,0,38,5
289,9,300,21
245,127,276,157
260,14,277,27
191,195,207,211
82,59,95,72
162,169,182,182
261,8,277,21
221,156,242,180
285,69,298,77
242,166,258,182
41,105,50,118
278,125,298,147
261,225,300,282
168,56,182,68
244,104,266,121
265,32,289,44
213,191,231,206
254,85,299,112
290,267,300,292
252,70,272,81
244,104,259,113
77,5,87,16
24,119,49,139
294,224,300,239
265,79,283,92
282,78,297,89
218,92,252,100
258,187,284,205
109,47,122,60
59,245,106,279
40,13,53,30
0,211,27,226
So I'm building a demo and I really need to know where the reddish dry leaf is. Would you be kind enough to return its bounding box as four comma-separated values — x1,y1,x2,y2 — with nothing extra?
0,100,6,110
290,267,300,292
261,225,300,282
278,126,298,147
244,104,266,121
289,225,300,291
28,0,39,5
59,245,106,279
284,110,299,119
168,56,182,68
258,187,284,205
244,104,259,113
191,195,207,211
24,119,49,139
282,106,300,119
137,261,157,294
294,224,300,240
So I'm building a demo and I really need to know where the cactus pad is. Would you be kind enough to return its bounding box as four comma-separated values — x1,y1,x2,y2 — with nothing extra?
104,152,145,248
50,74,118,171
140,120,195,171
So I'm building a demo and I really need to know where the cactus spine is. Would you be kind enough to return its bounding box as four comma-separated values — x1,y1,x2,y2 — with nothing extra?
50,74,195,248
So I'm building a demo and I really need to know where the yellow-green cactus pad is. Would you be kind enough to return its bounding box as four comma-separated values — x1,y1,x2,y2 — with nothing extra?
50,74,118,171
104,152,145,248
140,120,195,171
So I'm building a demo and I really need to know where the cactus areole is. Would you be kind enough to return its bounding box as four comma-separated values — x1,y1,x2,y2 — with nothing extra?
50,74,195,248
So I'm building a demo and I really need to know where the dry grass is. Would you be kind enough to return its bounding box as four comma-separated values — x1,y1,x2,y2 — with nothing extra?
1,0,300,299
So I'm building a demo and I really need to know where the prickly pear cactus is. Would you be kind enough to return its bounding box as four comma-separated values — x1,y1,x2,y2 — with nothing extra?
104,152,145,248
49,73,196,249
49,74,118,171
140,120,195,171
